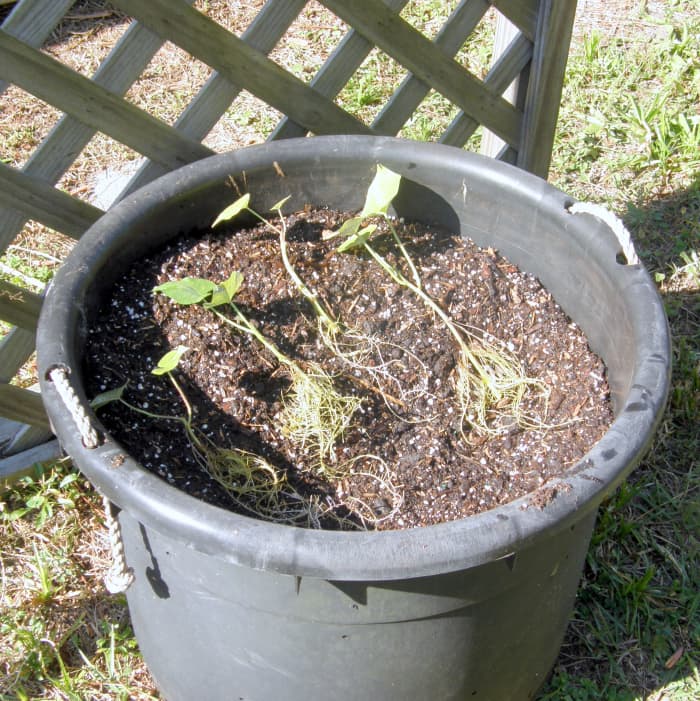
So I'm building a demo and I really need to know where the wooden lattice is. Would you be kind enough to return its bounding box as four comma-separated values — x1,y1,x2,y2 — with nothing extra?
0,0,576,477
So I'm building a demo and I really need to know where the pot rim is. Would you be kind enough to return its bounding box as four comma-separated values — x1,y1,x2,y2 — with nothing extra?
37,135,670,581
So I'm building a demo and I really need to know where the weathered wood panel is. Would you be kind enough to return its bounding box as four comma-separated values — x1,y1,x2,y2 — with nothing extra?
0,280,42,330
0,437,61,488
0,329,35,384
120,0,308,197
0,14,180,253
0,160,103,239
491,0,538,40
0,384,50,428
0,30,214,171
441,32,532,148
0,0,74,95
321,0,521,147
272,0,410,140
111,0,372,137
372,0,490,137
517,0,577,177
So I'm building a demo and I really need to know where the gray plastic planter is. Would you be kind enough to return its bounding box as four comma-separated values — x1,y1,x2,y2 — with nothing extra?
38,136,670,701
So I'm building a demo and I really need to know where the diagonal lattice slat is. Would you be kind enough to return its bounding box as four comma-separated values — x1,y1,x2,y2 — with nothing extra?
0,32,214,171
271,0,411,140
111,0,372,137
441,32,532,151
372,0,491,137
119,0,309,199
0,0,74,95
0,160,103,239
0,8,190,254
0,0,577,471
320,0,520,146
491,0,538,39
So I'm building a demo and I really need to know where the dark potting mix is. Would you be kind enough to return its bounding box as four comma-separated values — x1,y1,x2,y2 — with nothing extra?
84,198,613,531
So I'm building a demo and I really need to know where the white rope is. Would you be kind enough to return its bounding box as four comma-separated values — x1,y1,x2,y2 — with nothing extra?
102,495,135,594
568,201,640,266
48,366,134,593
48,366,100,448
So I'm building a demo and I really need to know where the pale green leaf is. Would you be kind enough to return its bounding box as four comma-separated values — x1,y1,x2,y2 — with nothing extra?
59,473,80,488
337,224,377,253
337,216,363,239
211,193,251,228
153,277,216,305
152,346,189,376
90,384,126,410
223,270,243,297
209,271,244,307
270,195,291,211
360,165,401,217
26,495,45,509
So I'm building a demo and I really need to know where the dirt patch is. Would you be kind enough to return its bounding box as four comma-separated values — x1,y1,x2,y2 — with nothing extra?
83,207,613,530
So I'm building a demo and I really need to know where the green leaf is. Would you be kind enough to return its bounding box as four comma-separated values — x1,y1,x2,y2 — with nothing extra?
59,473,80,488
154,277,216,305
270,195,291,212
26,494,45,509
209,271,244,307
212,193,251,228
360,165,401,217
337,224,377,253
90,384,126,410
336,216,362,239
152,346,189,376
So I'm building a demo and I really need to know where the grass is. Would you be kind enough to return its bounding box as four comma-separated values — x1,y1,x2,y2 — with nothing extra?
1,0,699,699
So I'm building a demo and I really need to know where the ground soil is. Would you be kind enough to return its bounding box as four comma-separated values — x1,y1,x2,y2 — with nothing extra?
84,209,613,530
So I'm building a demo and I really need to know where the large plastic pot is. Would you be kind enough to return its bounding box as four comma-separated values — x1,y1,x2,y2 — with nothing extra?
38,136,670,701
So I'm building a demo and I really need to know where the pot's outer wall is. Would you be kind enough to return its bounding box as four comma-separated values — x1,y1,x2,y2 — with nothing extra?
37,136,669,699
38,136,670,581
120,507,598,701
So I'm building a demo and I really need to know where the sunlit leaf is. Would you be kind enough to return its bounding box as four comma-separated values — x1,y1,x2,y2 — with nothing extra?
336,216,362,239
209,271,244,307
337,224,377,253
270,195,291,211
211,193,251,228
152,346,189,375
360,165,401,217
153,277,216,305
222,270,243,298
59,473,80,488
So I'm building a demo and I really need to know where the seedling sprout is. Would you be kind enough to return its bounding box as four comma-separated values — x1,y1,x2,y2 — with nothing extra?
153,271,360,473
332,165,548,435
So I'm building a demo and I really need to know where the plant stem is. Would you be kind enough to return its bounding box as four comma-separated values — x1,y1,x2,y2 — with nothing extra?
278,219,338,333
362,240,491,386
245,204,338,332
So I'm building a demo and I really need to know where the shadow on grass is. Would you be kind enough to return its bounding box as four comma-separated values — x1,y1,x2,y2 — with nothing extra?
539,179,700,700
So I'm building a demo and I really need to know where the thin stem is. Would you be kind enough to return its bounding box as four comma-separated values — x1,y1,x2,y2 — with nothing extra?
244,204,337,328
209,304,293,369
363,241,489,384
389,223,422,288
278,218,338,331
168,373,193,425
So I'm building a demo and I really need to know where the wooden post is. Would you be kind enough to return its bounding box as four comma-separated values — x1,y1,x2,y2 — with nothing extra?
517,0,578,177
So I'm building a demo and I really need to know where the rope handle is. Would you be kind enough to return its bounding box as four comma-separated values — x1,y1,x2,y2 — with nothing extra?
568,201,640,266
48,366,100,448
48,367,134,594
103,496,135,594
